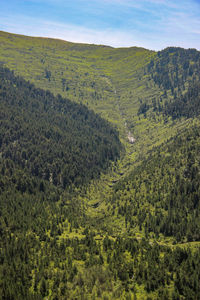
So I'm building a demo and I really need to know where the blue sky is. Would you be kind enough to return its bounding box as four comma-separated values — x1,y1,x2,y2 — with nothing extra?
0,0,200,50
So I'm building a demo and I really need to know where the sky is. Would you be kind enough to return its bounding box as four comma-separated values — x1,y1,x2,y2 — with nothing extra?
0,0,200,50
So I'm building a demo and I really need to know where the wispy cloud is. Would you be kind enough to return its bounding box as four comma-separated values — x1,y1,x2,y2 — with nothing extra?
0,0,200,50
0,15,146,48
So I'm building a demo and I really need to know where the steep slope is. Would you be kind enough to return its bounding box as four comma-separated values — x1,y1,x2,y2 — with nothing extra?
0,31,155,130
1,31,200,299
110,122,200,243
0,65,122,299
141,47,200,119
0,66,121,188
0,31,190,167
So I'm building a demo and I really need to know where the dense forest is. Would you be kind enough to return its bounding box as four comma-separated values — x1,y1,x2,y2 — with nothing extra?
0,65,123,299
1,175,200,299
113,124,200,243
138,47,200,120
148,47,200,93
0,65,121,188
1,32,200,299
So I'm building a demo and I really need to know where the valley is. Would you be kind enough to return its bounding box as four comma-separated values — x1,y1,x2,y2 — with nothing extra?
0,31,200,299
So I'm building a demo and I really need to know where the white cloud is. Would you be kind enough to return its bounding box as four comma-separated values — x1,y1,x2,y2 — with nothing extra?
0,0,200,50
0,16,146,48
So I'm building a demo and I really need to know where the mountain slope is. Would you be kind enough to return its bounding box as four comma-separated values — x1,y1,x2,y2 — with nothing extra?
142,47,200,119
0,31,192,166
111,122,200,243
1,31,200,299
0,31,155,129
0,65,121,188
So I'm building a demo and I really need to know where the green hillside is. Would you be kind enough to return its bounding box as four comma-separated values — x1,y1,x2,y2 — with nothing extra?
0,66,121,188
0,31,193,170
1,31,200,299
111,122,200,243
0,31,165,160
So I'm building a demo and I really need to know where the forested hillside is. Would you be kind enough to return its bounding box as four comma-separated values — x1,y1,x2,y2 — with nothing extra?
2,31,200,164
112,124,200,243
1,31,200,299
141,47,200,119
0,65,121,188
0,30,157,150
0,65,122,299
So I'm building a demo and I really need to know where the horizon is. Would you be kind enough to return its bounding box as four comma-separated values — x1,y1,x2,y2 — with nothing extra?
1,29,199,52
1,1,200,51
